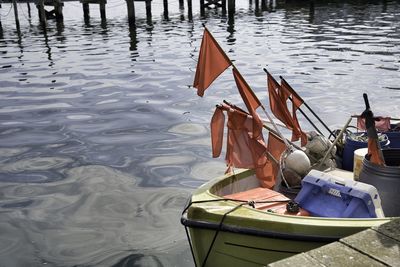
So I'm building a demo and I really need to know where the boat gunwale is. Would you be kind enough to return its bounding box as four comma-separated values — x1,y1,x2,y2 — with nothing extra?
181,212,340,242
187,168,393,228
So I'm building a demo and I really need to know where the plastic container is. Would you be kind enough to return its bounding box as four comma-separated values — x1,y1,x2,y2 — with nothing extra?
359,148,400,217
295,170,384,218
353,148,368,180
342,132,389,171
384,126,400,148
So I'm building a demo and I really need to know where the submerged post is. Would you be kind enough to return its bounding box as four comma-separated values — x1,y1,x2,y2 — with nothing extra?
37,0,47,25
145,0,151,21
100,0,106,20
163,0,168,19
82,2,90,20
54,0,64,21
228,0,235,16
187,0,192,21
221,0,227,14
12,0,20,30
126,0,135,25
200,0,205,16
27,1,31,18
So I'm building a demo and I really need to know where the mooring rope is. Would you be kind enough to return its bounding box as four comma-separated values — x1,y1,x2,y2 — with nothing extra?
182,197,291,267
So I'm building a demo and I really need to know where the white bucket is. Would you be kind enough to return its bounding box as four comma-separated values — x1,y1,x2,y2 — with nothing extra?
353,148,368,180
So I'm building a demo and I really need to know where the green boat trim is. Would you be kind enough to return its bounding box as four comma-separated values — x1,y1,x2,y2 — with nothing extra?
181,213,341,242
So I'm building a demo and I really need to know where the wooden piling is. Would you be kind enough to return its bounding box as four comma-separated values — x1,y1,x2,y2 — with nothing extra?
179,0,184,9
27,1,31,18
12,0,20,30
100,0,106,20
37,0,47,25
126,0,135,26
261,0,266,10
221,0,226,14
53,0,64,21
227,0,235,16
200,0,205,16
187,0,192,20
82,2,90,19
163,0,168,19
145,0,151,22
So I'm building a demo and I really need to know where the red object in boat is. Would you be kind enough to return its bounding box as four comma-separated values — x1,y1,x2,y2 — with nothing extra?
224,187,310,216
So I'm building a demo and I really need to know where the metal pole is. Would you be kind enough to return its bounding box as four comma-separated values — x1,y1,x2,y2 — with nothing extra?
317,117,352,169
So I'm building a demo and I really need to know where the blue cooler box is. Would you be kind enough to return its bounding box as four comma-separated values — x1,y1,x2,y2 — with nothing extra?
295,170,384,218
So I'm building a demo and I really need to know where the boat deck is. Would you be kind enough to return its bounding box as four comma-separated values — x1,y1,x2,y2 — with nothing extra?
269,218,400,266
223,186,310,216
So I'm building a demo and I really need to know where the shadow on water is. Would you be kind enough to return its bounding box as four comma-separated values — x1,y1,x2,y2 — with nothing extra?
112,254,163,267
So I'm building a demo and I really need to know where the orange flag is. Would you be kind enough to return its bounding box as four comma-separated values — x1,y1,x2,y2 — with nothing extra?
210,106,225,158
363,109,385,166
267,72,295,129
368,139,385,166
258,132,287,188
267,131,287,163
281,79,307,146
232,68,263,138
193,28,232,97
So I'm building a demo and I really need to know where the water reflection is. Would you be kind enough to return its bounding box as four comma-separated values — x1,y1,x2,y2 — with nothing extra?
0,0,399,266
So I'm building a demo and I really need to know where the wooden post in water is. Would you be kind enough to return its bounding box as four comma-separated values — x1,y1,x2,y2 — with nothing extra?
54,0,64,21
261,0,266,10
82,2,90,20
221,0,227,14
145,0,151,22
12,0,20,30
27,1,31,18
126,0,135,26
179,0,184,9
163,0,168,19
187,0,193,21
100,0,106,21
228,0,235,16
200,0,205,16
38,0,47,25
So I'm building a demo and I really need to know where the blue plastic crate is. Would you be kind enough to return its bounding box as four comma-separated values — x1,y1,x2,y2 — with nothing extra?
294,170,384,218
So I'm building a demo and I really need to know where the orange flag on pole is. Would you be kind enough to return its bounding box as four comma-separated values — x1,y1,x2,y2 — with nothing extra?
267,72,295,129
193,28,232,97
281,79,307,146
210,106,225,158
232,68,263,138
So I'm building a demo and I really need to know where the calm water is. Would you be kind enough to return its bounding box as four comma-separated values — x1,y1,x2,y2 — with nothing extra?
0,0,399,266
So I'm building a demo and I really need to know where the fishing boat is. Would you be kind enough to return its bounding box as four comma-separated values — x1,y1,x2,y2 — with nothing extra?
181,168,391,267
182,27,399,266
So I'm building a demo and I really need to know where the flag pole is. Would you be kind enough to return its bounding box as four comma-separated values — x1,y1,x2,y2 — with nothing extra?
201,26,292,150
230,65,292,150
262,68,324,136
263,68,324,135
279,75,336,138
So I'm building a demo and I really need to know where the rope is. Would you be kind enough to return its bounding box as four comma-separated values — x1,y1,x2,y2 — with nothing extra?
182,197,291,267
201,202,246,267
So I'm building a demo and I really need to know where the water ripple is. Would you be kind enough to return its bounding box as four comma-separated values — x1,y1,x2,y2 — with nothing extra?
0,0,400,266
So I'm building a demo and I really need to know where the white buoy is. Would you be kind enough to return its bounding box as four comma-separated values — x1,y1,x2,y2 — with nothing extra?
285,150,311,176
